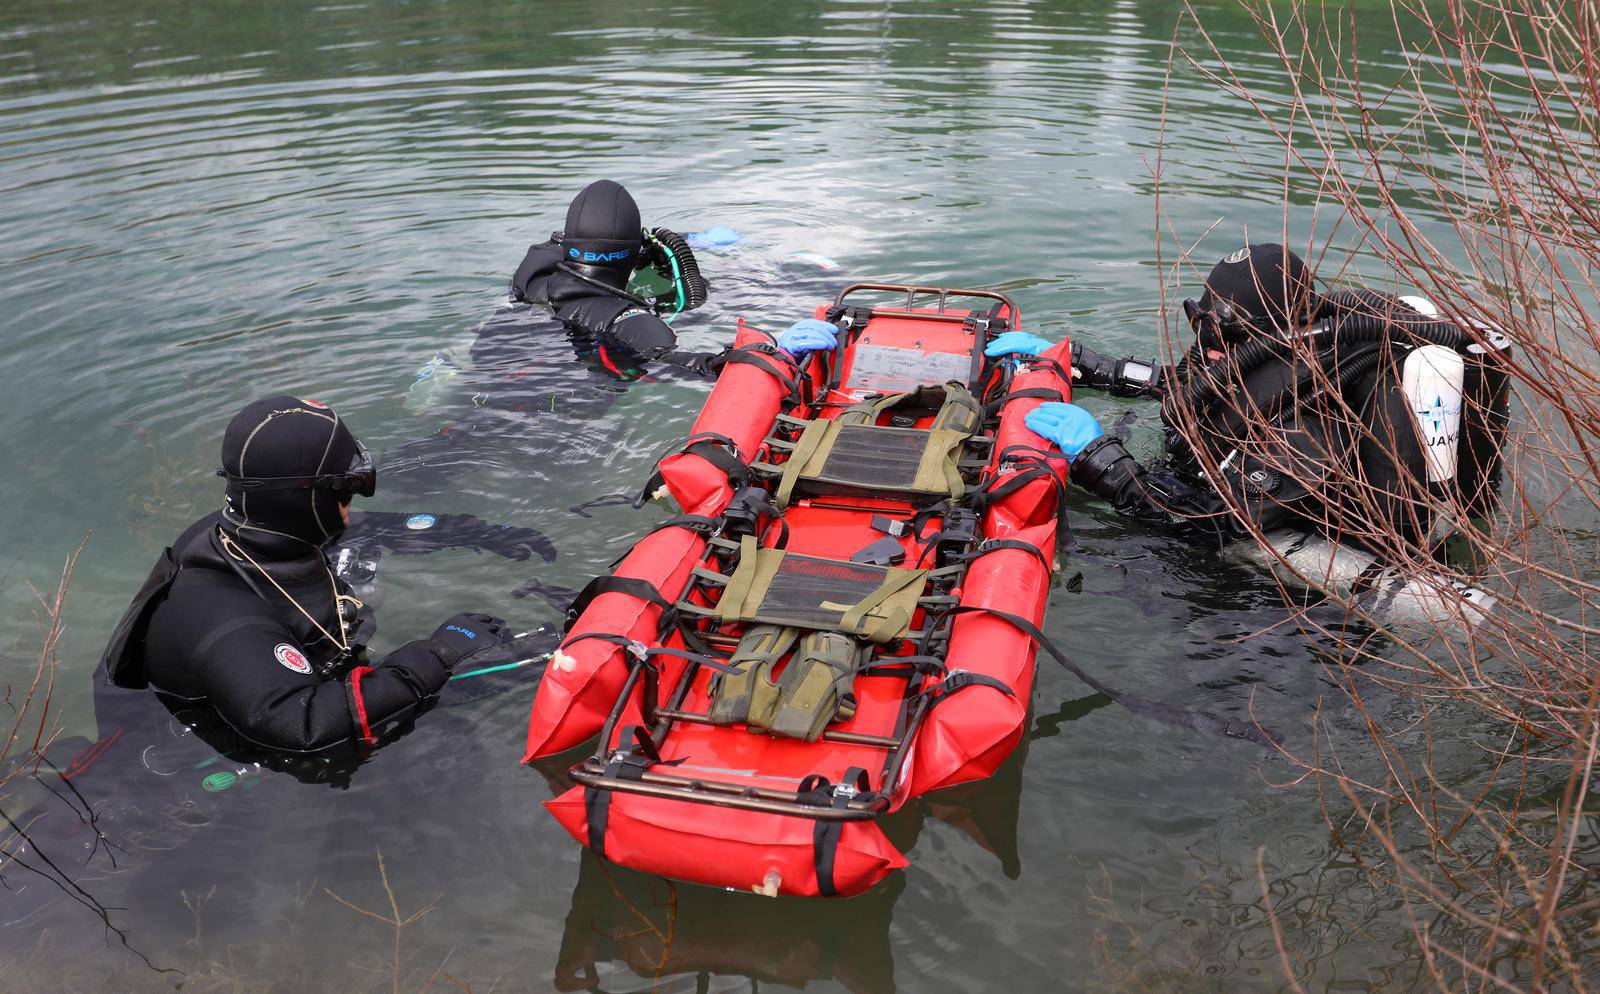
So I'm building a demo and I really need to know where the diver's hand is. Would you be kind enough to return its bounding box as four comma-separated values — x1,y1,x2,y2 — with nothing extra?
985,331,1054,358
428,612,513,668
1024,402,1104,462
776,319,840,358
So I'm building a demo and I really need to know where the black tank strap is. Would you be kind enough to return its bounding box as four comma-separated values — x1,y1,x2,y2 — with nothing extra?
708,343,802,400
605,514,719,570
1022,355,1072,382
634,432,751,506
558,631,741,676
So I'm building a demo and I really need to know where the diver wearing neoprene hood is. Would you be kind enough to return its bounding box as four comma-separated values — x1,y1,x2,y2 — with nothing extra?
991,243,1512,549
491,178,713,378
382,180,719,494
102,396,520,755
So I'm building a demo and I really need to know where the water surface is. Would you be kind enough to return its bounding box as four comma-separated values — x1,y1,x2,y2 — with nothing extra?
0,2,1487,990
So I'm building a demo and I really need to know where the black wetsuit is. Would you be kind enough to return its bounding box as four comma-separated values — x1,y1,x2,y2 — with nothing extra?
1064,291,1509,545
382,241,720,495
107,509,545,757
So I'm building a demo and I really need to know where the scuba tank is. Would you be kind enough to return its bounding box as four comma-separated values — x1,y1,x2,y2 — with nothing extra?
1236,528,1497,631
1402,344,1465,487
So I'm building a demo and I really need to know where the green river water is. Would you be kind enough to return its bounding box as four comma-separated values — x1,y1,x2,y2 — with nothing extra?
0,1,1508,991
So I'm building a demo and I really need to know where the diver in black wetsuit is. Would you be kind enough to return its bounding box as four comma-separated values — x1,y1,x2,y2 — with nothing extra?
100,395,536,758
992,243,1511,547
382,180,720,494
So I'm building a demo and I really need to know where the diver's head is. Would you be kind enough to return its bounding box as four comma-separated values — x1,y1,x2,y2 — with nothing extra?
218,395,375,546
1184,243,1317,351
561,180,643,289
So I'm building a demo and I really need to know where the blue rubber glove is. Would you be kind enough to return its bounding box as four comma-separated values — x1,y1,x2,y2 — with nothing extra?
984,331,1055,358
776,319,841,357
687,226,742,249
1024,402,1104,462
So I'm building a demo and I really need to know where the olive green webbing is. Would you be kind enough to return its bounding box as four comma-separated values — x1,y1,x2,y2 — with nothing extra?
834,566,929,641
711,536,929,642
707,624,798,727
772,382,983,509
767,631,869,740
713,535,783,622
773,419,834,510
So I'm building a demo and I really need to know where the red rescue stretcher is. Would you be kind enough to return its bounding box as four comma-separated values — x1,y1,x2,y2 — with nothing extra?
526,283,1074,897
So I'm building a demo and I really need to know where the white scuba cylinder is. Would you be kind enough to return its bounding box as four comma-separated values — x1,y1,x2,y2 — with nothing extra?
1402,343,1466,485
1236,529,1496,630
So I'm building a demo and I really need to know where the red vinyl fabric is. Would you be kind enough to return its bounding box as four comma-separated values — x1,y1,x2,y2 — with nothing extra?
527,297,1073,896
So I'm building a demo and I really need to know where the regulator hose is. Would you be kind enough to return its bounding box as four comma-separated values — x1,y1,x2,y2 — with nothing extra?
646,227,710,316
1164,290,1468,426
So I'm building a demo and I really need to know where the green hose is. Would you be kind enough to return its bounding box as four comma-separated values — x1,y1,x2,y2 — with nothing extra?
643,229,689,323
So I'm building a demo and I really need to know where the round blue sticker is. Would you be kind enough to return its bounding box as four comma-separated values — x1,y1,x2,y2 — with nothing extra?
405,514,436,530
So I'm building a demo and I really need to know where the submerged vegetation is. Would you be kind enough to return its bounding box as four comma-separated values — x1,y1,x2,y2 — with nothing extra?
1166,0,1600,988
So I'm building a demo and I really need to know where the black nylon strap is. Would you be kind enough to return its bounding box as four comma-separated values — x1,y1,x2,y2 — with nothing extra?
814,821,841,897
922,670,1016,715
606,514,718,570
558,631,742,676
710,344,802,398
961,538,1052,574
948,605,1277,747
586,726,679,858
633,432,750,506
1023,355,1072,382
563,576,673,633
860,654,948,677
795,766,870,897
685,435,750,488
984,386,1066,418
585,786,611,858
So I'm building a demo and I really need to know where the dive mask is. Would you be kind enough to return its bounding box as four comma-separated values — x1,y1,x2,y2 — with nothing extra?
219,436,377,498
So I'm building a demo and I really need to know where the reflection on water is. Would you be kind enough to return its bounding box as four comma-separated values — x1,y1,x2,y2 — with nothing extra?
0,0,1498,990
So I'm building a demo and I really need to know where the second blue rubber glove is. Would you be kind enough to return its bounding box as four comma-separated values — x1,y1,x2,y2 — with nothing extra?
776,319,841,357
984,331,1055,358
1024,402,1104,462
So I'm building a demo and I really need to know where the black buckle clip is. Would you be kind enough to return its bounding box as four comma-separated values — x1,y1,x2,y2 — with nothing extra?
870,514,908,538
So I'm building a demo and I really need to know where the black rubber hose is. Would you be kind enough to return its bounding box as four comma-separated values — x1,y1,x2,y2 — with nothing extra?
650,228,710,311
1165,292,1466,424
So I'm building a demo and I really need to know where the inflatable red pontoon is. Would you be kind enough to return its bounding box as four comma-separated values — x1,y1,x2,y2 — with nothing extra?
526,283,1073,897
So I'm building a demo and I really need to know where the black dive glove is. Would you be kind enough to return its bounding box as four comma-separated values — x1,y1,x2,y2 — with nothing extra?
428,612,513,668
1071,436,1224,533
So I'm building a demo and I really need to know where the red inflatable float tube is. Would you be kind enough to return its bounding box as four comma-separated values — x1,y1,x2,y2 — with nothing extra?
655,319,795,517
545,788,909,898
902,520,1057,798
523,524,706,761
984,338,1075,535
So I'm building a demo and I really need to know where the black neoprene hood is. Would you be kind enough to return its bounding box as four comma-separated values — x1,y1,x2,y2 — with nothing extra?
220,395,365,544
562,179,643,272
1198,243,1317,330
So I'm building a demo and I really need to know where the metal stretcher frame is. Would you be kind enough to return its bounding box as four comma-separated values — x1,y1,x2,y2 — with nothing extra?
568,284,1015,822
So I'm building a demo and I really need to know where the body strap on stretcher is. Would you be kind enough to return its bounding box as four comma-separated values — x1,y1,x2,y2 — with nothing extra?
766,381,984,510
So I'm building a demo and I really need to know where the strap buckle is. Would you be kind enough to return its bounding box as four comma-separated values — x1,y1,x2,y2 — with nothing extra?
832,782,859,801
